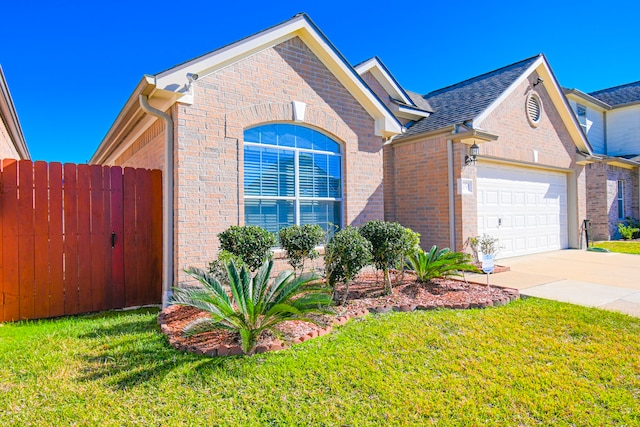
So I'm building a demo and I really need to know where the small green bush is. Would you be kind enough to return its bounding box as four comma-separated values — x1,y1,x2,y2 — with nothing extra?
617,222,639,241
278,224,325,275
407,246,479,283
325,226,372,305
359,220,418,295
218,225,276,271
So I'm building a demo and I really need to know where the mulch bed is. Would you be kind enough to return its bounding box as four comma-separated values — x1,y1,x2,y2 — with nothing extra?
158,269,519,357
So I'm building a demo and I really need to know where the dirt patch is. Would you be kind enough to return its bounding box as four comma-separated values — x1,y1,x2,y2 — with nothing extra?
158,270,519,356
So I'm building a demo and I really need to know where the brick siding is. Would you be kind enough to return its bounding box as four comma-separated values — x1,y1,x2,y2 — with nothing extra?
173,36,384,283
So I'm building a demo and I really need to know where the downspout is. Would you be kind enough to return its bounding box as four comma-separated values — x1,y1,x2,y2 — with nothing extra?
447,139,456,249
139,95,174,308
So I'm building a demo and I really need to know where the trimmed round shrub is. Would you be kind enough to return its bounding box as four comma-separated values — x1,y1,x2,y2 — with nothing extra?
278,224,325,275
217,225,276,271
359,220,419,294
324,226,372,305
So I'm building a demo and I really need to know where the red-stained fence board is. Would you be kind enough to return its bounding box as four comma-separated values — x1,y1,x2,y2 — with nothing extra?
122,168,138,307
101,166,113,310
89,165,107,312
1,160,20,321
34,162,50,319
150,169,163,303
76,164,93,314
17,160,35,320
135,168,152,305
63,164,79,315
110,167,125,308
48,163,64,317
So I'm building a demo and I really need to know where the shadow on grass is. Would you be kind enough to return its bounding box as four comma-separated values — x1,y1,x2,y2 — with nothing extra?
76,309,236,389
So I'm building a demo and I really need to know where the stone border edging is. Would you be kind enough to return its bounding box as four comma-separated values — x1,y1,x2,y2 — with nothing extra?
158,288,520,357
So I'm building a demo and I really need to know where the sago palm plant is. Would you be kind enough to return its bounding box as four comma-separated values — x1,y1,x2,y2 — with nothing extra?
171,260,332,354
407,246,479,283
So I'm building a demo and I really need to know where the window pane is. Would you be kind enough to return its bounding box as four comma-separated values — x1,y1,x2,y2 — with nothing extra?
278,150,295,197
296,126,314,149
299,152,314,197
276,123,295,147
245,199,294,234
260,124,277,146
328,155,342,198
244,127,261,143
260,149,279,196
300,200,341,233
244,146,262,196
314,153,329,197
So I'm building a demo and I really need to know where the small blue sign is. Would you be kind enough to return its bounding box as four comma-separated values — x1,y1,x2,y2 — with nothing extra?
482,254,495,274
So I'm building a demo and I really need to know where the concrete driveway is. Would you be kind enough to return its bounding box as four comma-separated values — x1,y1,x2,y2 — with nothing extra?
466,250,640,317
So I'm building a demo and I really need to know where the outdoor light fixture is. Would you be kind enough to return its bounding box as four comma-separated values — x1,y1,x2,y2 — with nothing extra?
465,142,480,166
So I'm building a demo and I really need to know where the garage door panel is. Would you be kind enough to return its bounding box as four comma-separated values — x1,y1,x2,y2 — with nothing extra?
477,164,568,259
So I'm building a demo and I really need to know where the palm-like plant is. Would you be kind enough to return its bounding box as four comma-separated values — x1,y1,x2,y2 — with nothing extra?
407,246,479,283
171,260,332,354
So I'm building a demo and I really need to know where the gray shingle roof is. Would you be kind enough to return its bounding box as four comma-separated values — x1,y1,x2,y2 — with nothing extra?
589,81,640,107
400,55,541,138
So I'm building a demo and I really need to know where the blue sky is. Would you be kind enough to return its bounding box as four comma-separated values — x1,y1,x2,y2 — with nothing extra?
1,0,638,164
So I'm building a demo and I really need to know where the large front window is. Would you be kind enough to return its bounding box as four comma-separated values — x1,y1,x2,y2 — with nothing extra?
244,124,342,234
617,180,625,220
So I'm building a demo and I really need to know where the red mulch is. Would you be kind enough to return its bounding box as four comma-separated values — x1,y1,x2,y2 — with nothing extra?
158,269,518,356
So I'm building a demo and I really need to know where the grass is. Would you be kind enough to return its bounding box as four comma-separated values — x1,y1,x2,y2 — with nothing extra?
592,240,640,254
1,300,639,426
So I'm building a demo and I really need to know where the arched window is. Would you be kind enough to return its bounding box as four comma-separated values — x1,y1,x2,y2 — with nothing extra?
243,123,342,234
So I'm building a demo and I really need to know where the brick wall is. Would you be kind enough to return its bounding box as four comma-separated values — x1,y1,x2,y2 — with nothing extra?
114,118,165,170
385,135,452,250
585,162,609,240
174,36,384,283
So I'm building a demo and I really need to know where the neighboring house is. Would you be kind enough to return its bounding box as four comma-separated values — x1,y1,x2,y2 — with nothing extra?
90,14,403,303
0,65,29,160
371,54,593,259
564,82,640,240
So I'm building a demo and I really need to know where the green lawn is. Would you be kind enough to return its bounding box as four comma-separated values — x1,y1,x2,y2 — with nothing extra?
592,240,640,254
1,300,639,426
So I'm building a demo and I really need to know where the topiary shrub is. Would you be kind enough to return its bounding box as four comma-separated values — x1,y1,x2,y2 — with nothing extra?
218,225,276,272
278,224,325,276
359,220,418,295
324,226,372,305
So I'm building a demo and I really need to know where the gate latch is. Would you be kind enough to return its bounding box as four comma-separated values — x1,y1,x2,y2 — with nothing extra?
111,232,116,248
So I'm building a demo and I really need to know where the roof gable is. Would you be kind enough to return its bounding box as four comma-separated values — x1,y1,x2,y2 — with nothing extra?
398,54,592,154
401,55,539,137
153,14,401,137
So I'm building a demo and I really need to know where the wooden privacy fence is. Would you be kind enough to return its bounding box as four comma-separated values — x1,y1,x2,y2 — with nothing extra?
0,159,162,322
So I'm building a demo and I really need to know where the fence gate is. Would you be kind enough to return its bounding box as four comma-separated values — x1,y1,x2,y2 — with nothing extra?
0,159,162,322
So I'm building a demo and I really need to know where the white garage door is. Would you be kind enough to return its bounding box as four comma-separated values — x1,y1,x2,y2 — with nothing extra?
476,164,568,259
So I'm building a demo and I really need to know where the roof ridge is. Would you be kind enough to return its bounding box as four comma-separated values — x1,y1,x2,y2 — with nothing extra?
589,80,640,96
422,54,541,98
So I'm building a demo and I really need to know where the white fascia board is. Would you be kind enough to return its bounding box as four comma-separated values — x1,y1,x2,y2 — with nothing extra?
355,58,414,106
473,56,592,155
153,15,402,137
395,105,430,120
564,90,611,111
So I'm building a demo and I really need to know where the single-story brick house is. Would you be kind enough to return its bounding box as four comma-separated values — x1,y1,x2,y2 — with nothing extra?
564,83,640,240
90,14,404,303
90,13,618,304
0,65,29,160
